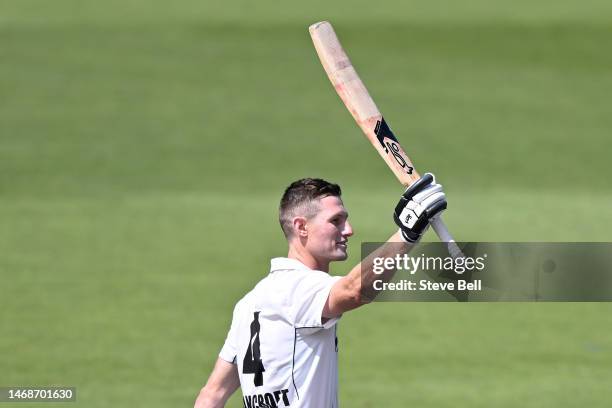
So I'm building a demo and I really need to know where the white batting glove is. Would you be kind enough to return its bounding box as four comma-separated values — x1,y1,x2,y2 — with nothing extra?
393,173,447,243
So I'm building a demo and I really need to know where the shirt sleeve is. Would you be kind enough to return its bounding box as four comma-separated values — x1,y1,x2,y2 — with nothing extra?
218,304,239,364
291,272,342,329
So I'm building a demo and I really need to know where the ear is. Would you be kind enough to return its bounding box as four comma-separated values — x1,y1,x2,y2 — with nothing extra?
292,216,309,237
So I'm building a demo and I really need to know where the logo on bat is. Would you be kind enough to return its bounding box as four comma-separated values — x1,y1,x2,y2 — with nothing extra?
375,119,414,174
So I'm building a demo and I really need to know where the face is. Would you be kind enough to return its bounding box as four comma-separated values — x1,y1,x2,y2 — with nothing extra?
303,196,354,263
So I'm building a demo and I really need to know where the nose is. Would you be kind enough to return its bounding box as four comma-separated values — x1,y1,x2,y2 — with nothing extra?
343,220,354,237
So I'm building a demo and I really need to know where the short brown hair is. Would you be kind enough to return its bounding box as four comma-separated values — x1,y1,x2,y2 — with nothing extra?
279,178,341,238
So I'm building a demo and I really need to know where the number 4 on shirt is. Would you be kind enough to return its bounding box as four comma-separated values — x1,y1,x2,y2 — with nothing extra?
243,311,265,386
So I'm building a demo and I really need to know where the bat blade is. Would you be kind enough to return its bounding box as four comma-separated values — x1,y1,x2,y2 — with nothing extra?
309,21,419,187
309,21,463,257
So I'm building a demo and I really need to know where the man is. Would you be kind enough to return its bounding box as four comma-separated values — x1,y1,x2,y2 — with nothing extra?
194,174,447,407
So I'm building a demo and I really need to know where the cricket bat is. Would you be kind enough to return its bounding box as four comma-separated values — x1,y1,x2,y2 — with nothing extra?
309,21,462,258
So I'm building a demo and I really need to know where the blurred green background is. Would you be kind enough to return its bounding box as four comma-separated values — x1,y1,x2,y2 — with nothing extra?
1,0,611,406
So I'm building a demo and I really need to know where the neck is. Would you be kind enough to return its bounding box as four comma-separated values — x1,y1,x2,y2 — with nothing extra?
287,244,329,272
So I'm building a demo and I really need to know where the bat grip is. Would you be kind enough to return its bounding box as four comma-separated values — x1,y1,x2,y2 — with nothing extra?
430,216,464,259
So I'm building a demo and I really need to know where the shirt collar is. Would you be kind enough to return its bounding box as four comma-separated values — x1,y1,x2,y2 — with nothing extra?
270,257,312,273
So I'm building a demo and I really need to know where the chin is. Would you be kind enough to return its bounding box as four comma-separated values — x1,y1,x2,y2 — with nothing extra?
332,251,348,261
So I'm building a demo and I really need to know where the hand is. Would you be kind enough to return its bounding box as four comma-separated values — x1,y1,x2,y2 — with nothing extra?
393,173,447,243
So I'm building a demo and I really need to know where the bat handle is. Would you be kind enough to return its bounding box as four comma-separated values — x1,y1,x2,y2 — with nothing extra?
430,216,464,259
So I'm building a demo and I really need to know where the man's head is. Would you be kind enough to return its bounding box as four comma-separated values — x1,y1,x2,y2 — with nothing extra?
279,178,353,268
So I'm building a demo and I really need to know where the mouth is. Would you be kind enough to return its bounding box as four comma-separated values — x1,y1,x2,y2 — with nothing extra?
336,241,348,250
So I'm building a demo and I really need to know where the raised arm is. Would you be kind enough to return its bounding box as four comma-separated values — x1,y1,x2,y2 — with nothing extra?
323,174,447,318
194,358,240,408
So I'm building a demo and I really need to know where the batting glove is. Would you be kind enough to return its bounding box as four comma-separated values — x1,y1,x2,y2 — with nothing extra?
394,173,447,243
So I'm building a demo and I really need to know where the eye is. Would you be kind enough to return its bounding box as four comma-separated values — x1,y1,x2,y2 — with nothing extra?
332,216,346,226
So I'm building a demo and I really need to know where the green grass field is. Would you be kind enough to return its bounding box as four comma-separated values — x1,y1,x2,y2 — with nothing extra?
1,1,611,406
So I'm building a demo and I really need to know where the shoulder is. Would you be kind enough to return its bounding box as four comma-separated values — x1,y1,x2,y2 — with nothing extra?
230,274,286,316
274,268,338,294
294,268,340,286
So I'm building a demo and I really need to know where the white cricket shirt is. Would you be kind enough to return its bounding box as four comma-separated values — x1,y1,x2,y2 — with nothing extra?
219,257,342,408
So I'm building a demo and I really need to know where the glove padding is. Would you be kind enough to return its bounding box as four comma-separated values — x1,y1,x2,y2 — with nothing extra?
394,173,447,243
